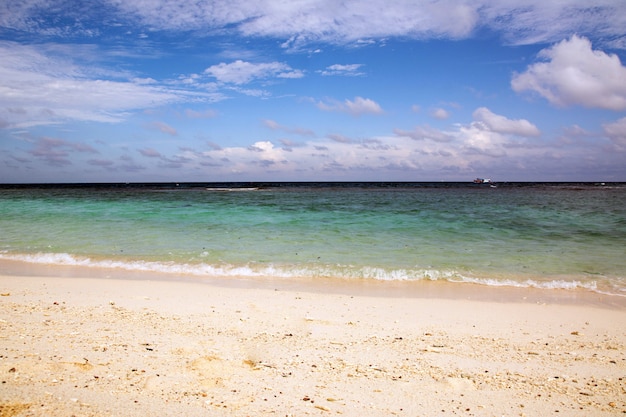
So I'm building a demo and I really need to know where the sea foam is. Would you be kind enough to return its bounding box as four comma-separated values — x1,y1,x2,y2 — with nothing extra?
1,251,619,296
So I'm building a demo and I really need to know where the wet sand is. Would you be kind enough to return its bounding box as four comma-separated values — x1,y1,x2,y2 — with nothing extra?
1,267,625,416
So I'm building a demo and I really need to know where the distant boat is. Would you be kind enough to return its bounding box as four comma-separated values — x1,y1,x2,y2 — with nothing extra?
473,178,492,184
473,178,497,187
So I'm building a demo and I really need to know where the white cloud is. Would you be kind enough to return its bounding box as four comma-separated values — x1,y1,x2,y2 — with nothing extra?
480,1,626,46
185,118,625,180
229,87,271,98
394,108,544,165
203,140,293,172
204,60,304,84
512,35,626,110
108,0,258,32
0,42,215,128
90,1,626,48
248,141,275,153
344,97,383,115
4,1,626,50
458,123,508,157
603,117,626,148
473,107,540,137
430,108,450,120
317,96,383,116
0,0,106,37
318,64,364,76
238,1,477,43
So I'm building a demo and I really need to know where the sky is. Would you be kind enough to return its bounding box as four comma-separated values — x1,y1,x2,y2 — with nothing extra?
1,1,626,183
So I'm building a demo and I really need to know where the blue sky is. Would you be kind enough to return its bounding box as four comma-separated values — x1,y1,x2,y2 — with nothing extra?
1,1,626,182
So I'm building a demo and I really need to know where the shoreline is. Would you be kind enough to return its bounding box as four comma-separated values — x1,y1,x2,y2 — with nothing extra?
1,265,626,416
1,258,625,309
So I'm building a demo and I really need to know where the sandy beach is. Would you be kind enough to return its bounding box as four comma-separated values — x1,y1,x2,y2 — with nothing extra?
1,265,625,416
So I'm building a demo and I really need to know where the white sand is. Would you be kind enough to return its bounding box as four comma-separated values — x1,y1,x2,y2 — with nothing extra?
1,269,625,416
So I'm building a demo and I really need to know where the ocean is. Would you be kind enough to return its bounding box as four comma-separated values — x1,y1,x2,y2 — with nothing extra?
1,182,625,297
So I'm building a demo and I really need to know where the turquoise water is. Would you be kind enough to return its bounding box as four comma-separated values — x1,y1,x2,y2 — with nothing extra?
1,183,625,296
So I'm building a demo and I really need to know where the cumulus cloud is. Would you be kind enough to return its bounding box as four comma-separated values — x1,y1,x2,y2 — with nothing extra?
394,108,543,164
4,2,626,181
458,123,508,157
473,107,540,137
222,140,291,169
247,141,274,152
204,60,304,84
512,36,626,110
317,97,383,116
174,119,623,180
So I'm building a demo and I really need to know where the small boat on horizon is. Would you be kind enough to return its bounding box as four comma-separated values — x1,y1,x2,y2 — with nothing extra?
473,178,492,184
473,178,497,187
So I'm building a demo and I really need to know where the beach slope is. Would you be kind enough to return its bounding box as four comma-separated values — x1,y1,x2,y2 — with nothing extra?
1,274,625,416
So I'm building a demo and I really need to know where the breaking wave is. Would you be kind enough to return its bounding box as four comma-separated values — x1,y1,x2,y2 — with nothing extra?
0,251,619,296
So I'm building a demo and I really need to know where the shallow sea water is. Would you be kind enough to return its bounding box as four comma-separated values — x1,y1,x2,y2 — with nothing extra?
1,182,625,296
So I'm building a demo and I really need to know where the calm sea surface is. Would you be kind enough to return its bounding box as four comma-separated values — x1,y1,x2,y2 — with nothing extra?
1,182,625,296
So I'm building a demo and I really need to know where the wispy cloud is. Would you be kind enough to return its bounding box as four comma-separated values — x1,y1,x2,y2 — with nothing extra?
430,108,450,120
603,117,626,149
318,64,364,76
317,96,384,116
237,1,478,44
3,1,626,182
394,125,455,143
327,133,353,144
16,1,614,48
138,148,162,158
262,119,315,136
0,42,213,128
204,60,304,84
148,121,177,136
27,136,98,166
480,2,626,47
14,108,626,181
184,109,218,119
